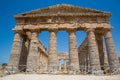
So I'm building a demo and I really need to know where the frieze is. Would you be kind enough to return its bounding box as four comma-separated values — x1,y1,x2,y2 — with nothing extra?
14,22,111,32
16,16,109,25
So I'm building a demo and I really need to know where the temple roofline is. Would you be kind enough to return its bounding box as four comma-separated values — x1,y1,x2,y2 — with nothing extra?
14,4,111,18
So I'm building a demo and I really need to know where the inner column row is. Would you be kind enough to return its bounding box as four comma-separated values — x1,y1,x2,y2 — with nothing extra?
48,30,79,72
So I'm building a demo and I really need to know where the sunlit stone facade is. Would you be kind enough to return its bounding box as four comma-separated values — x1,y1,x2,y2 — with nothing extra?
9,4,120,74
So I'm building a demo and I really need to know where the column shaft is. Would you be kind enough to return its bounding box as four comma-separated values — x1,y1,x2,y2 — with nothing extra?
86,52,90,72
69,30,79,71
64,59,67,71
48,31,58,72
103,48,109,71
104,31,120,72
19,37,30,71
96,36,104,69
9,33,21,71
27,32,39,72
87,29,102,73
59,60,62,71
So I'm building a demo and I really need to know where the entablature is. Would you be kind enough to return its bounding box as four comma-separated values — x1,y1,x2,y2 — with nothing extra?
13,22,112,33
15,16,110,25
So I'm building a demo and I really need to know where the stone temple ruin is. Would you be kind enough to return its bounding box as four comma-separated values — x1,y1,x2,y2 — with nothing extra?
9,4,120,74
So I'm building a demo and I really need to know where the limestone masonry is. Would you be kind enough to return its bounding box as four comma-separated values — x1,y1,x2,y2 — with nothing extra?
9,4,120,74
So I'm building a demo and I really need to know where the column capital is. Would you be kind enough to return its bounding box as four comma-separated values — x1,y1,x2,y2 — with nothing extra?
31,31,38,35
85,28,95,33
66,29,77,33
48,29,58,33
31,32,39,43
104,30,112,39
104,29,111,32
95,33,103,40
26,32,32,40
14,32,21,42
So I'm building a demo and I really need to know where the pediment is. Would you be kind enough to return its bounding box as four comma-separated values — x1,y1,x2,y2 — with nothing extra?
15,4,111,17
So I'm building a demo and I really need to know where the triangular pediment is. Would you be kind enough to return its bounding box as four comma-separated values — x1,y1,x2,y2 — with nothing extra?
15,4,111,17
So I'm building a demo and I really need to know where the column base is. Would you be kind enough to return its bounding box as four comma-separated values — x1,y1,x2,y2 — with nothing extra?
68,70,81,75
26,68,38,73
48,66,59,74
7,65,19,74
91,70,103,75
63,70,68,73
110,68,120,74
48,70,59,74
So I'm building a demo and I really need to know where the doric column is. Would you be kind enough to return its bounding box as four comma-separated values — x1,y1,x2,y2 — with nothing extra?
81,52,84,71
59,60,62,72
87,29,102,74
96,35,104,69
26,32,39,72
39,52,43,72
84,52,87,72
103,48,109,70
64,59,67,72
48,30,58,72
9,33,22,71
86,52,90,72
104,30,120,72
68,30,79,71
45,55,48,71
19,36,30,71
79,53,82,70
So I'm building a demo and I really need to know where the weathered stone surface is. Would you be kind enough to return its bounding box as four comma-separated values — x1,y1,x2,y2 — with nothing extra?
87,29,102,74
37,50,48,72
9,33,21,71
15,4,111,25
19,37,30,71
14,23,111,31
26,32,39,72
96,35,105,70
48,31,58,72
104,31,120,72
9,4,119,75
103,48,109,72
68,30,79,71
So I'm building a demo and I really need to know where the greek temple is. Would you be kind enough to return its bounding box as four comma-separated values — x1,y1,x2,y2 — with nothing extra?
9,4,120,74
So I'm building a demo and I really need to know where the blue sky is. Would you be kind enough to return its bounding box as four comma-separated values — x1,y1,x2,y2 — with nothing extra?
0,0,120,65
